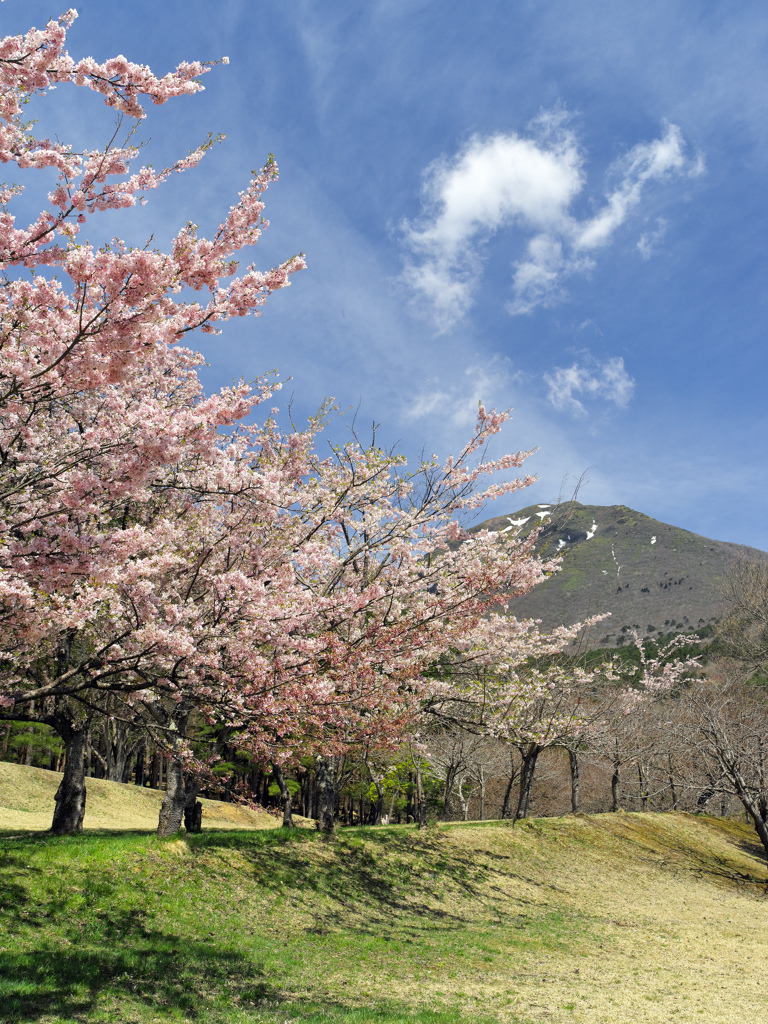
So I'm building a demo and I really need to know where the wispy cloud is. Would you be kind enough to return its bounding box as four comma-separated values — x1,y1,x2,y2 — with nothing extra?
401,113,703,329
544,356,635,416
405,362,517,428
637,217,668,260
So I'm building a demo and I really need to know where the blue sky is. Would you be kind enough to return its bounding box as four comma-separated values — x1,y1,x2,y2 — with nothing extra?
8,1,768,547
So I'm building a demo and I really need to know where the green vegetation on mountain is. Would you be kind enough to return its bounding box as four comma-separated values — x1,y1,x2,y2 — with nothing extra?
475,502,767,645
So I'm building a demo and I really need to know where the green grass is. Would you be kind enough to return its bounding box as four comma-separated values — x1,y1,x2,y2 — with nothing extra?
1,813,767,1024
0,825,544,1023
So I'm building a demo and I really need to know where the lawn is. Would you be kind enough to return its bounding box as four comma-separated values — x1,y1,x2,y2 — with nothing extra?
1,806,767,1023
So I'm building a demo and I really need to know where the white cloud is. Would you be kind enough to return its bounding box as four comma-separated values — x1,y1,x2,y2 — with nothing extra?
405,363,508,428
637,217,668,260
401,114,703,328
544,356,635,416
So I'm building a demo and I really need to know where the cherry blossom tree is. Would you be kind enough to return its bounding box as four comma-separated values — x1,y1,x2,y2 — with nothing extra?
0,12,597,843
0,11,303,831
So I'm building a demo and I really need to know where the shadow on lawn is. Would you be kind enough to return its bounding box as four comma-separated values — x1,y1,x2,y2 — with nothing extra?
0,923,269,1022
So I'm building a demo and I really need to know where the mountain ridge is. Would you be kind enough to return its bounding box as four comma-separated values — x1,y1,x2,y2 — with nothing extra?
472,501,767,645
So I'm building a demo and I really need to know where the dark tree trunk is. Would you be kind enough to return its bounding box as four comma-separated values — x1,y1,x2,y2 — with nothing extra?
150,750,161,789
184,799,202,834
183,776,202,834
121,752,135,784
442,765,459,822
729,776,768,860
373,784,384,826
611,761,621,812
135,746,145,787
50,726,87,834
363,758,386,826
501,749,519,819
271,761,294,827
153,698,193,837
696,787,715,810
315,754,337,833
569,749,581,813
501,774,515,819
158,757,186,837
515,746,540,820
638,763,649,812
668,754,678,810
414,759,427,829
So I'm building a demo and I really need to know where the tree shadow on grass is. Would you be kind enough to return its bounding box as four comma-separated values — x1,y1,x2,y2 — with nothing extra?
0,918,270,1022
185,827,491,937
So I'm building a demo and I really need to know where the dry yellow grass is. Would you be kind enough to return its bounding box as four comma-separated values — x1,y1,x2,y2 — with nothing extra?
326,813,768,1024
0,761,314,831
2,763,766,1023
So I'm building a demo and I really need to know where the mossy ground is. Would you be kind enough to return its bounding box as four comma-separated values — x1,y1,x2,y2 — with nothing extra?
1,782,767,1024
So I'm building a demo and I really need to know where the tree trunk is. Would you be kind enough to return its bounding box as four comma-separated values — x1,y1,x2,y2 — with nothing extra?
135,745,145,787
387,785,398,824
150,750,161,789
668,754,678,810
183,776,202,834
457,776,472,820
414,758,427,829
441,765,458,822
372,782,384,825
515,746,540,820
696,786,715,810
479,768,486,822
158,757,186,837
315,754,337,834
121,752,135,784
710,750,768,859
152,698,193,837
501,759,518,819
271,761,294,828
569,749,581,813
638,763,648,812
50,726,87,834
611,761,621,812
0,722,10,757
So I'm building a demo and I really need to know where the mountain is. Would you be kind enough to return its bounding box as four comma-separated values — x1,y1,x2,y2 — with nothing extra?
472,502,767,646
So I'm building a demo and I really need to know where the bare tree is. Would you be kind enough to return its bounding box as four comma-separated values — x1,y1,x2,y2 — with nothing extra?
427,729,484,820
683,678,768,857
717,557,768,674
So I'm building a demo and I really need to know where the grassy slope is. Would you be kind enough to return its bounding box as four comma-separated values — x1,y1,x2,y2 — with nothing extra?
0,762,314,832
1,769,767,1024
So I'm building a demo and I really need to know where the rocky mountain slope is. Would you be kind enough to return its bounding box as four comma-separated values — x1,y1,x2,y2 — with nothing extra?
473,502,767,646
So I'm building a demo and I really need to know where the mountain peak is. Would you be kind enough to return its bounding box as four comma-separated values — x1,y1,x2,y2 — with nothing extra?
473,503,767,646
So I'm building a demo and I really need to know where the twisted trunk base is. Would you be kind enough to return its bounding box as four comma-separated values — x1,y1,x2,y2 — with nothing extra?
515,746,540,820
157,758,186,837
315,755,338,834
184,777,202,834
50,727,87,835
271,762,294,828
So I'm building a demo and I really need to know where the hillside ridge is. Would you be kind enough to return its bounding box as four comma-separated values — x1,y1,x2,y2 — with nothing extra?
473,501,767,644
1,767,767,1023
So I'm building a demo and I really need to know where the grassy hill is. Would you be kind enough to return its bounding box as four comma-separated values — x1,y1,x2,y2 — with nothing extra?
1,766,767,1023
474,501,767,645
0,762,313,833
